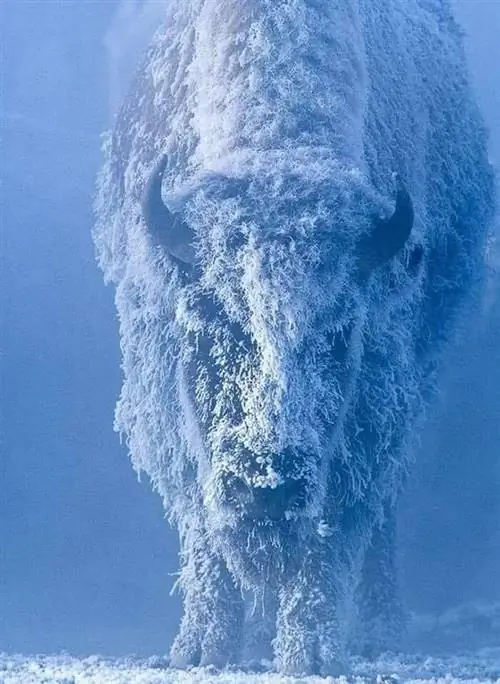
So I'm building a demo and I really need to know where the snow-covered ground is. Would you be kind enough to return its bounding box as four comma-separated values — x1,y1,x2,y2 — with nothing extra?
2,651,500,684
3,603,500,684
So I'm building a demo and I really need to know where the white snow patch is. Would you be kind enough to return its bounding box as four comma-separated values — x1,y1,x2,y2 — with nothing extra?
1,652,500,684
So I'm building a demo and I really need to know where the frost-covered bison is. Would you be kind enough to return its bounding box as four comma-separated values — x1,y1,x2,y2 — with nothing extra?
94,0,494,675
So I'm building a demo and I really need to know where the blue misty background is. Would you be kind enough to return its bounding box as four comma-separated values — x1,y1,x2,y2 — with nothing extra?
0,0,498,656
0,0,179,655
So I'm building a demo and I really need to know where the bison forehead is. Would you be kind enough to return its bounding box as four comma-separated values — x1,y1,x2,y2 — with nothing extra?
172,169,376,345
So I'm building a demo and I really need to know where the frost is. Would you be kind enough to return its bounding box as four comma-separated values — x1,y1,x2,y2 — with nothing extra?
92,0,495,674
2,648,500,683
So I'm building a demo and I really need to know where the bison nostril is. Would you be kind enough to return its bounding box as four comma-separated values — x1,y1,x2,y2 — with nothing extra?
224,474,252,504
240,479,307,520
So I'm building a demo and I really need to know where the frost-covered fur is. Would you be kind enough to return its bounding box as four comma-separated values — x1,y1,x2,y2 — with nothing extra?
93,0,494,675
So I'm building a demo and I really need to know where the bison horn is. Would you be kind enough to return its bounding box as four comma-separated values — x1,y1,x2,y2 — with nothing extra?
142,154,196,265
357,175,414,274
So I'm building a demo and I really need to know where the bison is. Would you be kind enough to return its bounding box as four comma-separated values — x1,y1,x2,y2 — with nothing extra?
93,0,495,675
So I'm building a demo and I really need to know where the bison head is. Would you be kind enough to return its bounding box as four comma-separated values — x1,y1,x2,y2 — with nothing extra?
142,153,418,552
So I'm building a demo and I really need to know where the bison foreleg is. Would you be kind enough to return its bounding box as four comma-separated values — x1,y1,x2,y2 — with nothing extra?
169,591,203,668
199,557,244,667
170,524,244,669
242,585,277,666
274,542,346,676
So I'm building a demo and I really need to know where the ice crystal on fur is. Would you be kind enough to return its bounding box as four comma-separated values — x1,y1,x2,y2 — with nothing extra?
94,0,494,674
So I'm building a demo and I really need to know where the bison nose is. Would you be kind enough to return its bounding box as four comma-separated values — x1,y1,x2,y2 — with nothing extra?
243,479,307,521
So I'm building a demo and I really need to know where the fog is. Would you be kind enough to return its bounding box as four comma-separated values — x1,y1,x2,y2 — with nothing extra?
1,0,498,656
1,0,179,654
399,0,500,614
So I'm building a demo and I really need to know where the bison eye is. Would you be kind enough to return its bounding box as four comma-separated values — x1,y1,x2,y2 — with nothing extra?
408,243,424,274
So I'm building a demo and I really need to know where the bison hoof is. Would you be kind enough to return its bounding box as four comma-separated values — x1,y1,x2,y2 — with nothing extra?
169,652,200,669
199,654,230,669
169,640,201,669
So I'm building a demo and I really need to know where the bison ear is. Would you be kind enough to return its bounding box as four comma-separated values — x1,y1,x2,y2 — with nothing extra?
357,176,414,275
142,154,196,265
